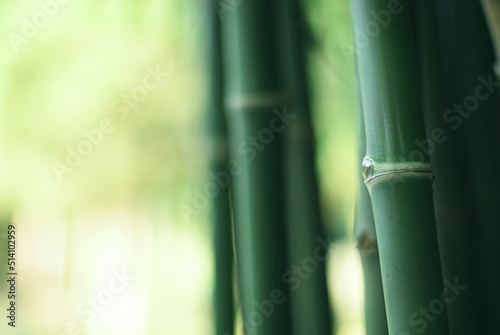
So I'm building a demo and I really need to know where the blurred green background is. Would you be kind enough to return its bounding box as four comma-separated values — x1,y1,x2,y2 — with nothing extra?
0,0,363,334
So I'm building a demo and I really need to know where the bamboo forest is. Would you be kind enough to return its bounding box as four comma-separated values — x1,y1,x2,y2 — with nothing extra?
0,0,499,334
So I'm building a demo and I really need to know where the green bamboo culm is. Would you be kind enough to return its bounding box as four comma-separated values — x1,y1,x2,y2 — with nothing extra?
221,1,292,334
280,0,333,334
350,1,449,334
409,1,479,334
353,59,388,335
435,1,500,333
207,4,235,335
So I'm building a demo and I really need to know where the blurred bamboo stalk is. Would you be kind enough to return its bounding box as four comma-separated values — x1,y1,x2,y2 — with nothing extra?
351,0,449,334
207,4,235,335
409,1,479,334
221,1,292,334
435,1,500,333
280,0,333,334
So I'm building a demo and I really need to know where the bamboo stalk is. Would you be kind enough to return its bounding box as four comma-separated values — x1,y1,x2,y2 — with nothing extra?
409,1,479,334
435,1,500,333
221,1,292,334
351,1,449,334
207,5,235,334
280,0,333,334
353,59,388,335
